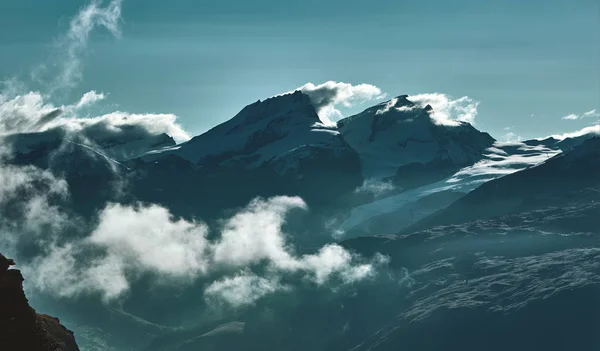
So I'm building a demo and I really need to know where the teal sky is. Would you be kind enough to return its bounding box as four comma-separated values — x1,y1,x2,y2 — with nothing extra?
0,0,598,140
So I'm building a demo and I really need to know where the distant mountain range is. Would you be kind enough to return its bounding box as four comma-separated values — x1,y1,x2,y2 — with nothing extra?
2,91,599,351
8,91,591,228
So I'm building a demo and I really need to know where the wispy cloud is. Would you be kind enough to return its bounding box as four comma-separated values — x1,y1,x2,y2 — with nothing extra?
76,90,106,108
550,124,600,140
354,179,395,197
503,132,522,143
53,0,123,91
0,1,189,145
407,93,479,126
0,151,71,256
561,109,600,121
292,81,386,125
0,0,186,267
205,271,289,307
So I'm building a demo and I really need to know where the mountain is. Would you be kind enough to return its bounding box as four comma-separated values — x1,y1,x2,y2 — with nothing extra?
406,136,600,232
139,190,600,351
524,133,598,152
335,137,561,237
4,130,133,219
140,92,497,190
3,89,599,351
343,190,465,237
6,128,175,162
129,92,499,220
132,91,363,219
2,92,511,223
143,91,357,176
0,253,80,351
340,197,600,351
337,95,495,187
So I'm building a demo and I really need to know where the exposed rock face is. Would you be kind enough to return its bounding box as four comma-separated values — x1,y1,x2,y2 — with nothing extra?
0,253,80,351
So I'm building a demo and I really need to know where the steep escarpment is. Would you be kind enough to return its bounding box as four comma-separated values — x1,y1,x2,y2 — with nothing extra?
0,253,80,351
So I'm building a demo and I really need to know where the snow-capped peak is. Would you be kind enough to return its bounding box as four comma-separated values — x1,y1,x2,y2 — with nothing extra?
139,92,497,182
337,95,495,180
143,91,354,173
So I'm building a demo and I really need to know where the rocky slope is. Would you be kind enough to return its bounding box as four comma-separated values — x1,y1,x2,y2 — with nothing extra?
0,253,80,351
406,137,600,232
342,195,600,351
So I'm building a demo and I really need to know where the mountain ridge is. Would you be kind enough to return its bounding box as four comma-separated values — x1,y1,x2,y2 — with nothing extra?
404,136,600,233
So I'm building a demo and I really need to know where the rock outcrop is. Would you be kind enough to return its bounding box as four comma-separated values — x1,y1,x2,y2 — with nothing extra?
0,253,80,351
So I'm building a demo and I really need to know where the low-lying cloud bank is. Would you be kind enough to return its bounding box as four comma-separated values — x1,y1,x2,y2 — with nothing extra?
23,196,388,305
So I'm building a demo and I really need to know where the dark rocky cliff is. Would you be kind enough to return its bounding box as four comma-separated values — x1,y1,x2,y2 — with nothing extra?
0,253,80,351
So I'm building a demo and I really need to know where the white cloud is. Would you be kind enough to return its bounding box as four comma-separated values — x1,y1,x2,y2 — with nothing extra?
0,91,190,142
298,245,358,285
374,97,417,116
0,163,66,204
213,196,306,269
62,111,191,143
53,0,123,91
0,158,71,252
561,109,600,121
24,196,386,304
561,114,579,120
550,124,600,140
354,179,395,197
0,92,58,136
23,244,130,301
24,202,211,301
76,90,106,108
90,203,212,277
0,95,73,253
407,93,479,126
293,81,386,125
204,271,289,307
503,132,522,143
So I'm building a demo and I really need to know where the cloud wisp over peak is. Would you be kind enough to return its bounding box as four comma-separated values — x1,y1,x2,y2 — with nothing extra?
408,93,479,126
294,81,386,125
75,90,106,108
550,124,600,140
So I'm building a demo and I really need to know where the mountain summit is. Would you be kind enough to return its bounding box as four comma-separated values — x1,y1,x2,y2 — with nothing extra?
338,95,495,186
144,91,356,175
143,93,494,184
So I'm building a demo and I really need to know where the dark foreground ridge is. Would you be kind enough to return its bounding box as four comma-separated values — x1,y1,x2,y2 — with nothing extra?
0,253,80,351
